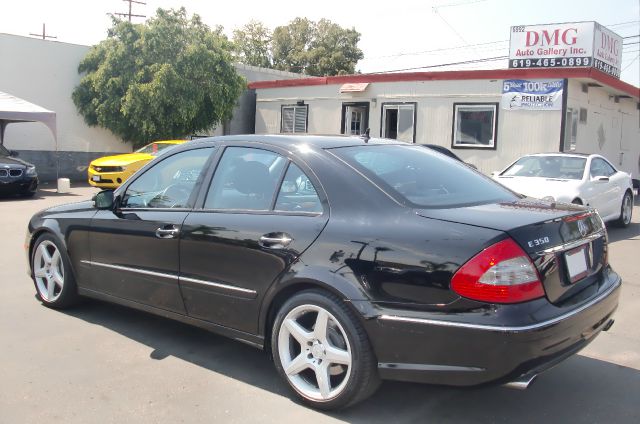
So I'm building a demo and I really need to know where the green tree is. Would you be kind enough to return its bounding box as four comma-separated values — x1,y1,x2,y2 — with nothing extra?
232,20,272,68
268,18,363,76
72,8,246,147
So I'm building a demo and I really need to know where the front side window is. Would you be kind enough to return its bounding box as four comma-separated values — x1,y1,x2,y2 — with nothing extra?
590,158,616,178
332,145,515,208
281,105,308,134
205,147,286,211
381,103,415,143
452,103,498,149
121,148,213,208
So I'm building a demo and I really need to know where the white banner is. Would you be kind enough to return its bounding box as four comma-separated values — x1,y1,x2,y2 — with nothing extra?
501,79,563,111
509,21,623,78
593,23,623,77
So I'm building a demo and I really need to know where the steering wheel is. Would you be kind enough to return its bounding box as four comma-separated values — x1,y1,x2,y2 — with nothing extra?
152,184,192,208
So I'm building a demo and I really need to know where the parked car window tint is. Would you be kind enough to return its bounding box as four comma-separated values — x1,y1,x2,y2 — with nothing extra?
590,158,616,178
121,148,213,209
135,142,181,156
205,147,285,211
502,156,586,180
275,163,323,213
333,145,516,208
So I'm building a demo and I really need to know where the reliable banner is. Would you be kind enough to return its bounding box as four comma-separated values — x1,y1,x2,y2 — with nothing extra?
501,79,563,110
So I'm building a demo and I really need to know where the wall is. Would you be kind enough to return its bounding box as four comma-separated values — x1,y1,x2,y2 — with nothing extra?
0,34,131,181
255,79,563,174
567,79,640,180
0,35,303,182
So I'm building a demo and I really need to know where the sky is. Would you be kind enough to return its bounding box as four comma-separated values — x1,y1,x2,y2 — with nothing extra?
1,0,638,86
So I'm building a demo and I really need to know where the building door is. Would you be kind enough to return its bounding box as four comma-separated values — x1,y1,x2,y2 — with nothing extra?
341,102,369,135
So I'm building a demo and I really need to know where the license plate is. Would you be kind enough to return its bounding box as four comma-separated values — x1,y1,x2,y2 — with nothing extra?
91,176,101,182
565,245,588,283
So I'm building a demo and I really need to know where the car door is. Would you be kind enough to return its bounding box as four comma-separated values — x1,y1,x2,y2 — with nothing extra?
587,158,620,218
86,146,215,313
179,145,329,334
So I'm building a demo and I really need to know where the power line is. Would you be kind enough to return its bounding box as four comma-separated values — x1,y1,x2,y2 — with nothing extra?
622,54,639,72
365,22,639,62
366,55,509,74
113,0,146,23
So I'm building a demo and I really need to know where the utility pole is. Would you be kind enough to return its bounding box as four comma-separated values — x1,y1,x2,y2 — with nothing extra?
114,0,147,22
29,23,57,40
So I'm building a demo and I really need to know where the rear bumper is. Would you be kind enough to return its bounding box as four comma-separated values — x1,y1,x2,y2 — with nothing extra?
364,270,621,386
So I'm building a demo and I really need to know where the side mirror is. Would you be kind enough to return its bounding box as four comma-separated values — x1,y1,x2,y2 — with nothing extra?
94,190,115,210
9,150,18,157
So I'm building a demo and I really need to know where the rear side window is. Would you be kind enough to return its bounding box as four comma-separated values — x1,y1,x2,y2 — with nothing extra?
332,145,516,208
275,163,322,213
205,147,286,211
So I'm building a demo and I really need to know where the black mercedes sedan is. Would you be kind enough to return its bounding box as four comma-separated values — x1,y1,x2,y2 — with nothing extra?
26,135,620,410
0,144,38,197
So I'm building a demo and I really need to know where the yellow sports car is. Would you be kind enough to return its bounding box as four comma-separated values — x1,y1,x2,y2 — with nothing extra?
88,140,186,189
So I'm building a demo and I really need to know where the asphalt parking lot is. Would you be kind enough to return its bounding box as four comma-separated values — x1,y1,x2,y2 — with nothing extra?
1,184,639,423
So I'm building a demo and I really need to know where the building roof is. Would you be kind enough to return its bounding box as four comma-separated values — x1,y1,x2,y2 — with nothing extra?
248,67,640,100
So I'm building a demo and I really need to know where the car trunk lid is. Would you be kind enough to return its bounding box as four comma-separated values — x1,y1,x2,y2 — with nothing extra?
417,198,607,304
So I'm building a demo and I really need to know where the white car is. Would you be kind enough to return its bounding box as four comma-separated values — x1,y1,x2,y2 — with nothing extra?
493,153,634,226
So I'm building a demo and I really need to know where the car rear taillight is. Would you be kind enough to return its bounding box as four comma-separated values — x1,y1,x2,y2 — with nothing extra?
451,238,545,304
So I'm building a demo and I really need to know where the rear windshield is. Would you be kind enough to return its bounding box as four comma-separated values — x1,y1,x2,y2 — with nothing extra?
332,145,517,208
501,156,586,180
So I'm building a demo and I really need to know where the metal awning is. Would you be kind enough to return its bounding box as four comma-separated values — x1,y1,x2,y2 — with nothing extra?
0,91,57,146
339,83,369,93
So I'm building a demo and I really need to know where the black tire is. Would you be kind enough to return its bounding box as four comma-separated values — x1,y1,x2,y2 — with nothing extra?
571,198,583,205
614,191,633,228
271,289,380,410
31,233,79,309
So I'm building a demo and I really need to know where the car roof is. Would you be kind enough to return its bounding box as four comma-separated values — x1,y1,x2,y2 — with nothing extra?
524,152,591,158
188,134,402,149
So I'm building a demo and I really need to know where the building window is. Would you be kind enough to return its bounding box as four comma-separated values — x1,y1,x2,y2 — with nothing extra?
381,103,416,143
281,105,308,133
452,103,498,149
563,108,578,151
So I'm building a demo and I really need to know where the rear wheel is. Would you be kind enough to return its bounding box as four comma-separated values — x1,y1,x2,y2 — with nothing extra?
271,289,380,410
614,191,633,227
31,234,79,308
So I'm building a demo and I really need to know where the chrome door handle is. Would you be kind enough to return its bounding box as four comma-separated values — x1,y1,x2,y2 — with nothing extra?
155,226,180,239
259,233,293,249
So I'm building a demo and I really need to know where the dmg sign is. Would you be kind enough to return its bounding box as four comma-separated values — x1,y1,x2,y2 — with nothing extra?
509,22,623,78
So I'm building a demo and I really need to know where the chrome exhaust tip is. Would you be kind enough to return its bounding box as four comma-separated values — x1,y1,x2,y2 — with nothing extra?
504,373,537,390
603,319,615,332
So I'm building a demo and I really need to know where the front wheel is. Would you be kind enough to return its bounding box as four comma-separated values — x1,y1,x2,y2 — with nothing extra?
31,234,79,308
271,289,380,410
614,191,633,227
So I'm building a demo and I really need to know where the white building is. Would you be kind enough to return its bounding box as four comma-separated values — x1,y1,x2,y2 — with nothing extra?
250,68,640,185
0,33,302,181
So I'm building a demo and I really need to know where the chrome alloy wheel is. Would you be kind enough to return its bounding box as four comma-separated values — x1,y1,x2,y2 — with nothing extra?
33,240,64,302
277,304,353,402
622,194,632,225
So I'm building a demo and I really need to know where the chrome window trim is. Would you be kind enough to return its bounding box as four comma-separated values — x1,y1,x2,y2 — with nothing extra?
379,277,620,333
81,260,257,296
